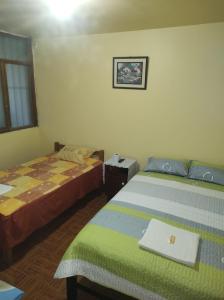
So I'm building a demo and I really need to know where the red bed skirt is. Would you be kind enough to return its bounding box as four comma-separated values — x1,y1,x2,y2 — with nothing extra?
0,163,103,251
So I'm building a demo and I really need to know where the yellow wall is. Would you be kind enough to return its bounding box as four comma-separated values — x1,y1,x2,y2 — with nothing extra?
34,22,224,168
0,128,48,169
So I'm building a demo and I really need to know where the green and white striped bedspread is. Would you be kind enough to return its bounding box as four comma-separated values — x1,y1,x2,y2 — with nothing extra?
55,172,224,300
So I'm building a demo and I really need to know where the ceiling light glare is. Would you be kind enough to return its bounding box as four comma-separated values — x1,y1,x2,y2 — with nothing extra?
46,0,83,20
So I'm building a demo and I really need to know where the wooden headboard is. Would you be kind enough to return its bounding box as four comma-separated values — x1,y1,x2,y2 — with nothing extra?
54,142,104,162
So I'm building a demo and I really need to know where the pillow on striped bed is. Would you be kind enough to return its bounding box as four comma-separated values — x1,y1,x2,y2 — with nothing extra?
144,157,189,177
188,160,224,185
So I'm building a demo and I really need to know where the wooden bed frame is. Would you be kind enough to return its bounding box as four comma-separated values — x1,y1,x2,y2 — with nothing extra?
1,143,104,266
66,276,134,300
67,276,108,300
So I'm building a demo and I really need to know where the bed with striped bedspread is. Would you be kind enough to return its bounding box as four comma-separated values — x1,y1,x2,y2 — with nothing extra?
55,172,224,300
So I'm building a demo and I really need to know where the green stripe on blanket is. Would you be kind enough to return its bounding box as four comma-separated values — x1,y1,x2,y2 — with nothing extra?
61,224,224,300
105,203,224,245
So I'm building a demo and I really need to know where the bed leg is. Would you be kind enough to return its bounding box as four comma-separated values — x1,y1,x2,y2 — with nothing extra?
66,276,77,300
2,248,13,266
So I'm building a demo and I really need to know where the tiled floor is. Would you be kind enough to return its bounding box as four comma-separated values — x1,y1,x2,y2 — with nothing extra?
0,191,109,300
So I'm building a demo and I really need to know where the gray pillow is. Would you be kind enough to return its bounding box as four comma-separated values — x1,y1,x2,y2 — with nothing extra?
188,160,224,185
145,157,189,177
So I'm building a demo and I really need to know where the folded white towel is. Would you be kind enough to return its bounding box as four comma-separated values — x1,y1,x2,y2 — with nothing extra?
138,219,200,266
0,184,13,195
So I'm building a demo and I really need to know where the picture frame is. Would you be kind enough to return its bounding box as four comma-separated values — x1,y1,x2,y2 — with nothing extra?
113,56,149,90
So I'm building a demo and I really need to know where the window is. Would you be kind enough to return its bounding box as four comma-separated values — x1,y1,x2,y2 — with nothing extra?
0,32,37,133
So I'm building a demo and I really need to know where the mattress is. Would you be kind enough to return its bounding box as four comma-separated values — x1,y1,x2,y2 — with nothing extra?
0,154,102,250
55,171,224,300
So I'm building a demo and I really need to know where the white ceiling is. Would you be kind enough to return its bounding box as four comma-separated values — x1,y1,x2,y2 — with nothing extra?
0,0,224,37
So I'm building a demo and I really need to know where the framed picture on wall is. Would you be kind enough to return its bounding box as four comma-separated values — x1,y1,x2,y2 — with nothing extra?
113,56,149,90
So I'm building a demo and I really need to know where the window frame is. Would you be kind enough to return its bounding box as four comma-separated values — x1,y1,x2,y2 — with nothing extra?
0,31,38,134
